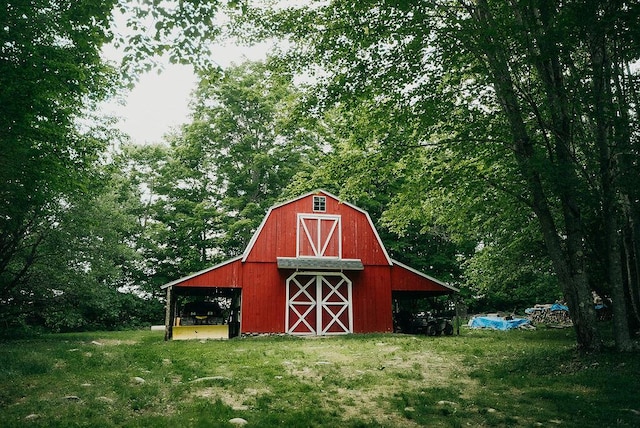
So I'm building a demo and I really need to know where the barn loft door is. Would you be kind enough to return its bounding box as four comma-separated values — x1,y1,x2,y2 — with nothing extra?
286,272,353,335
297,214,341,258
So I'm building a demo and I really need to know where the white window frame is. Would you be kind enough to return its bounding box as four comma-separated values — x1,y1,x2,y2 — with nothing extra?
313,195,326,212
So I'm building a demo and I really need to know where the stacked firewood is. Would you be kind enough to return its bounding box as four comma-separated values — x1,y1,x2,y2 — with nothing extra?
526,304,572,327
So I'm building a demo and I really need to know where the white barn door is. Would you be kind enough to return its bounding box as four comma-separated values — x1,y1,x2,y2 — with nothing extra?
286,272,353,335
297,214,341,258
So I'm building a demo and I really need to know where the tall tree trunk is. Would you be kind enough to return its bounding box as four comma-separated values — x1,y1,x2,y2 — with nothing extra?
589,8,632,351
621,202,640,327
471,0,601,350
617,57,640,332
522,0,603,350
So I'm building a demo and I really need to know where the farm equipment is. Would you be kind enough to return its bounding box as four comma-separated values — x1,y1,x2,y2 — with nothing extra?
395,311,454,336
181,301,225,325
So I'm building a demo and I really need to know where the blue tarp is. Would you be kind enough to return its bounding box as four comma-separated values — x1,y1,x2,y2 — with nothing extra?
549,303,569,312
468,316,531,330
525,303,569,314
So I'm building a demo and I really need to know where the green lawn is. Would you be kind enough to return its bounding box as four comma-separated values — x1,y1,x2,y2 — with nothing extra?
1,327,638,427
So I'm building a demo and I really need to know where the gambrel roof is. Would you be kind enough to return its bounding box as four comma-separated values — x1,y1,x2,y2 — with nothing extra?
241,189,392,265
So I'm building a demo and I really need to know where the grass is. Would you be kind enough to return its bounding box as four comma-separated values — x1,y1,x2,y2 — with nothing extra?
0,327,638,427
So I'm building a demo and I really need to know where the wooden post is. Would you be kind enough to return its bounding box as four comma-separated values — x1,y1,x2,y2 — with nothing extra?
164,286,173,341
455,296,460,335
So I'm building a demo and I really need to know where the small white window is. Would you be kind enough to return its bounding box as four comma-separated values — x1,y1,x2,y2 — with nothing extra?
313,196,326,212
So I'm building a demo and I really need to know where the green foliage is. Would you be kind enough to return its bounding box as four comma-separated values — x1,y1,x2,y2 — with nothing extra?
0,163,165,334
185,60,321,255
235,1,640,350
0,0,157,334
109,59,323,291
0,0,121,325
114,0,251,76
464,244,561,312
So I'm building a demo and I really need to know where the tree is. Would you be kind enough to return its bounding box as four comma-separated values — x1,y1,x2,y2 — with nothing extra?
183,60,323,256
29,182,151,331
144,138,224,284
109,143,179,297
235,0,640,350
109,60,323,291
462,0,639,351
0,155,166,333
1,0,117,303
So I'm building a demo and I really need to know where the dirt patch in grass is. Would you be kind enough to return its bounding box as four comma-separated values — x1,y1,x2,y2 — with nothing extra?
334,387,424,428
91,339,138,346
280,338,477,426
284,363,323,382
194,386,270,411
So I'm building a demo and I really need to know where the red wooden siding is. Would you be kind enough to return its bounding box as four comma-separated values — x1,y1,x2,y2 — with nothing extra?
244,207,293,263
244,192,390,267
390,263,452,293
351,267,394,333
173,258,243,288
240,262,287,333
346,217,385,265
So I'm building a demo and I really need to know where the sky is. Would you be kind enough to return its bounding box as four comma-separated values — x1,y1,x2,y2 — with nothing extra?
100,43,270,145
103,64,197,144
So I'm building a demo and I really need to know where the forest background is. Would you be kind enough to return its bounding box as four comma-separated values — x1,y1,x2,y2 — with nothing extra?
1,0,639,352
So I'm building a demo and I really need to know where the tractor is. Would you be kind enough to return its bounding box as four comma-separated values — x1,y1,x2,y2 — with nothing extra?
395,310,454,336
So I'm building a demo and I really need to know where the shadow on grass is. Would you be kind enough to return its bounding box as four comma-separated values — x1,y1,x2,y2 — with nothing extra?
1,328,638,427
389,331,639,427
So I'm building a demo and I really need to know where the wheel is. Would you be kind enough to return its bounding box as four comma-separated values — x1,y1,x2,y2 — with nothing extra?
443,322,454,336
426,324,437,336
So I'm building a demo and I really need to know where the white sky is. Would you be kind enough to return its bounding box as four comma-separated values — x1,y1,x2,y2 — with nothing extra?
103,64,197,144
100,42,271,144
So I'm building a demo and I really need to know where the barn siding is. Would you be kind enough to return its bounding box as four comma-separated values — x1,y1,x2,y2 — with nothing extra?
178,258,243,288
241,262,287,333
390,265,450,293
351,267,393,333
245,208,296,262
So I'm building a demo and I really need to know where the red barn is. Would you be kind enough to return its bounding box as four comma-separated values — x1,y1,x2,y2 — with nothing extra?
162,190,456,339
